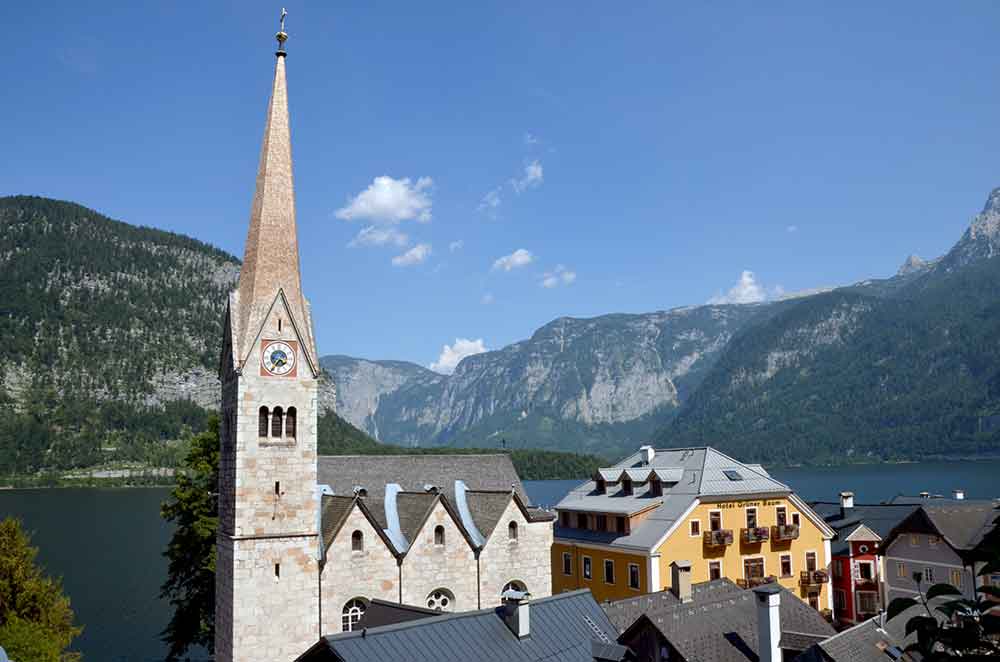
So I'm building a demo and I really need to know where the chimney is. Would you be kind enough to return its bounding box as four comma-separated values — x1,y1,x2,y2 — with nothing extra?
639,445,655,465
953,489,965,501
670,560,692,603
839,491,854,518
919,491,930,499
501,589,531,639
753,584,782,662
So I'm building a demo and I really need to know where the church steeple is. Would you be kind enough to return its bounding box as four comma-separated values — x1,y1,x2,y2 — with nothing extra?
232,13,318,374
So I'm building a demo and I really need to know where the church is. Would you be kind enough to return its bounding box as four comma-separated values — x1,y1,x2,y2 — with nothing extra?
213,18,554,662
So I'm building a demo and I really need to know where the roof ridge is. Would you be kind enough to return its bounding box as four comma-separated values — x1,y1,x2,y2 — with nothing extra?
318,453,512,459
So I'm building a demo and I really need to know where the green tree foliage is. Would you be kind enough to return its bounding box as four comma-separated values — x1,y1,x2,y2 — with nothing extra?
0,518,82,661
159,418,220,661
317,411,603,479
664,256,1000,464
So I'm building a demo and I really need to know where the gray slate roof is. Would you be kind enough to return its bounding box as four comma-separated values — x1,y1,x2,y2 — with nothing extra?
604,579,743,631
809,502,919,556
299,589,626,662
317,454,530,504
467,490,516,540
320,495,356,550
356,599,442,629
556,447,792,550
800,618,906,662
612,580,835,662
883,501,999,554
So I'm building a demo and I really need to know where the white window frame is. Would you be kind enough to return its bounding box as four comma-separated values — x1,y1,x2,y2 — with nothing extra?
805,550,818,572
746,507,758,529
604,559,616,585
628,563,641,590
742,555,766,581
950,569,963,588
857,560,875,581
562,552,572,576
689,519,701,537
582,555,593,581
779,553,793,578
709,510,723,532
708,560,722,581
896,561,906,578
856,590,878,615
791,512,801,527
776,505,787,525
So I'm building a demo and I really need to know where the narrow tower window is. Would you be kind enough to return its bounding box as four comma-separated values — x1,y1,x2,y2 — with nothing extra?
271,406,284,438
274,481,280,496
352,530,363,552
508,521,518,541
258,406,269,437
285,407,297,438
278,318,282,332
434,525,445,546
274,563,280,578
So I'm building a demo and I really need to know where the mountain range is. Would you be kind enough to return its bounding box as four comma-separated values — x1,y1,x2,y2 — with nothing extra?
3,188,999,466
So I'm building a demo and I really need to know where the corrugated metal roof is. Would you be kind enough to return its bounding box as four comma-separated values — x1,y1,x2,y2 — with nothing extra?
312,590,624,662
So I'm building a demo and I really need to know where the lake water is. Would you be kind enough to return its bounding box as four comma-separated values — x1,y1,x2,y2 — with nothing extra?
2,461,999,661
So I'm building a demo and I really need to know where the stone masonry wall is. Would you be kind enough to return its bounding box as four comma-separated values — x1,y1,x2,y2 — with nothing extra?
400,501,478,611
477,499,554,603
320,506,399,633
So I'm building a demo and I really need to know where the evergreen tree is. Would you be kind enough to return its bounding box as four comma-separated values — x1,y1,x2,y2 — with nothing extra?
160,418,219,661
0,518,82,662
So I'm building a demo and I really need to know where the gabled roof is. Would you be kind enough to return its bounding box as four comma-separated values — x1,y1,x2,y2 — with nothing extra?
356,599,442,629
298,590,627,662
883,502,999,554
795,618,911,662
844,524,881,543
319,494,400,556
614,581,835,662
603,579,743,630
809,502,919,557
317,454,530,504
555,447,801,551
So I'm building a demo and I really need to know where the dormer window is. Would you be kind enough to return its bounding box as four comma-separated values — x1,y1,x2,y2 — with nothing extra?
595,478,606,494
622,477,633,496
650,479,663,497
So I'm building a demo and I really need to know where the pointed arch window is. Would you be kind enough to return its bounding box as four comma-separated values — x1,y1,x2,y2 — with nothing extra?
434,525,445,546
258,406,269,437
351,530,363,553
271,406,284,438
285,407,297,438
508,521,518,541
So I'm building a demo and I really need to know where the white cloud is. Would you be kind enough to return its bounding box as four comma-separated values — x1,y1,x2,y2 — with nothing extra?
492,248,534,272
335,176,433,224
481,293,495,305
391,243,432,267
511,160,543,194
429,338,488,374
478,187,502,216
348,225,409,248
708,270,770,305
786,225,798,233
541,264,576,288
449,240,464,252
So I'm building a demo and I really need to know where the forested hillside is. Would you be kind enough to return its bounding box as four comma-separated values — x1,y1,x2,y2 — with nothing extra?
662,188,1000,464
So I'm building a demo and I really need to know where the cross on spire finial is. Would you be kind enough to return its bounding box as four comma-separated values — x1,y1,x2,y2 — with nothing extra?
276,8,288,55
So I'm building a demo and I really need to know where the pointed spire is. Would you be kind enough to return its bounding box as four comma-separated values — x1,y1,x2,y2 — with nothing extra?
233,18,318,374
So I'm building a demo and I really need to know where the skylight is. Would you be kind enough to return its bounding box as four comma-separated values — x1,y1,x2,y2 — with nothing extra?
723,470,743,481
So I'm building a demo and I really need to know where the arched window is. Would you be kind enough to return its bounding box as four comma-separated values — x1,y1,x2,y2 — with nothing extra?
258,406,269,437
341,598,367,631
271,406,284,438
425,588,454,612
502,580,527,595
508,521,518,541
351,530,363,552
434,525,445,546
285,407,297,438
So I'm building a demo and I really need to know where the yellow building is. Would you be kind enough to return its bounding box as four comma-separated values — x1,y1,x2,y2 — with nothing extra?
551,446,835,612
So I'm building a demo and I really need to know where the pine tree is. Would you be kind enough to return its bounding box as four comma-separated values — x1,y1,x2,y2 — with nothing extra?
0,518,82,661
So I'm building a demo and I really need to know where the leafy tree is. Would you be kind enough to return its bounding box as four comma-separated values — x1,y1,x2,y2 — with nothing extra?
160,418,219,661
0,518,82,661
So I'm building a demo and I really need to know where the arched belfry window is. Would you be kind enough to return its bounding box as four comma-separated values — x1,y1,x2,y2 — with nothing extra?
508,521,518,541
271,406,284,438
258,407,269,438
285,407,297,438
434,525,445,546
351,530,363,552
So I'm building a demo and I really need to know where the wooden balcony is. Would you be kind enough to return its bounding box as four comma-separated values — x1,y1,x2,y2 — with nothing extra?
703,529,734,547
737,575,777,589
771,523,800,542
741,526,770,544
800,570,829,587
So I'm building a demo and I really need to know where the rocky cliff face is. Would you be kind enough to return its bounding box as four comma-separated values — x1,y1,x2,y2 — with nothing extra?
321,305,761,452
936,187,1000,271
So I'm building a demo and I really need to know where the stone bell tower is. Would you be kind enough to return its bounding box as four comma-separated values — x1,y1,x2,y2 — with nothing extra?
216,12,320,661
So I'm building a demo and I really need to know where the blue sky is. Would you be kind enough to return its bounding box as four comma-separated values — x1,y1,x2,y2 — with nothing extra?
4,2,999,372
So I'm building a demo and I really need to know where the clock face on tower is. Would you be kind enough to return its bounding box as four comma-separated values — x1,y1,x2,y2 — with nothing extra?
261,340,296,376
